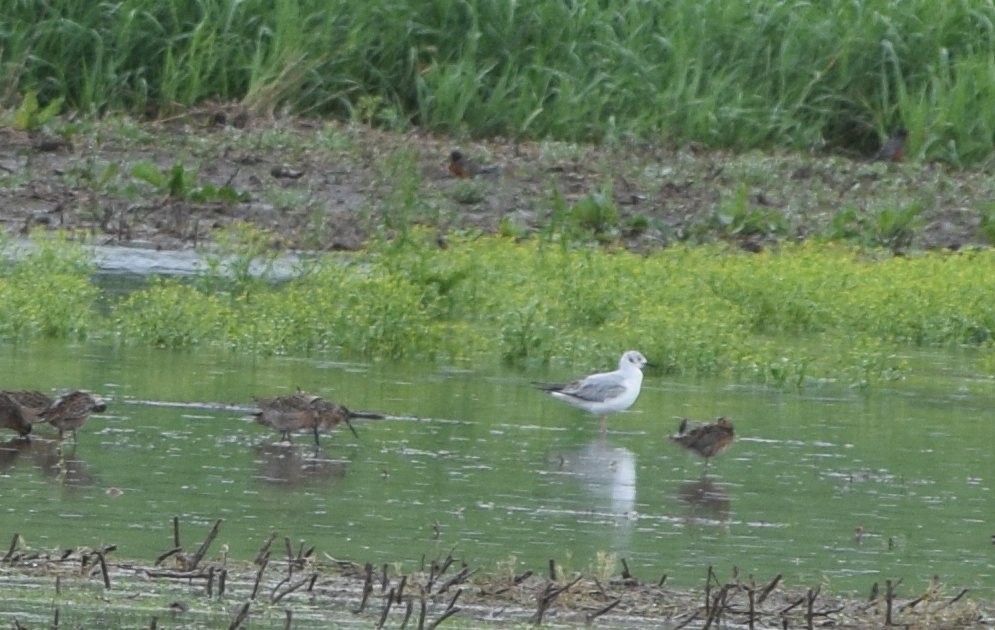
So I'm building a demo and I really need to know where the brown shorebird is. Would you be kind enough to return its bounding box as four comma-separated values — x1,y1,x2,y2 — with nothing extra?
39,391,107,440
0,392,32,437
534,350,649,433
253,392,382,447
670,416,735,469
4,389,55,423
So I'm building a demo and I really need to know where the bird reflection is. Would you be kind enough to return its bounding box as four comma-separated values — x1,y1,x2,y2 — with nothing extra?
676,477,731,522
28,439,98,488
552,438,637,520
252,442,349,487
0,436,33,472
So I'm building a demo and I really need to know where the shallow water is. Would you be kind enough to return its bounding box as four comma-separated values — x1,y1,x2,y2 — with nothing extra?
0,340,992,603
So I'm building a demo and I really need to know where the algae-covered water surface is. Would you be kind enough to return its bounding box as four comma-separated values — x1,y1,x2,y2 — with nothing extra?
1,339,991,608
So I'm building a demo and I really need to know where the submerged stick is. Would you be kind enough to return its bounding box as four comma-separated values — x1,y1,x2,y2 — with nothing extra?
671,610,701,630
155,547,183,567
395,574,407,603
376,587,395,629
427,589,462,630
703,584,729,630
400,598,414,629
747,586,756,630
272,574,316,604
621,558,633,580
885,579,897,625
145,569,211,579
531,575,582,624
3,534,19,563
354,563,374,614
586,598,621,623
805,585,821,630
437,567,475,594
188,519,223,570
757,574,781,604
96,551,111,589
251,557,268,600
943,588,969,608
255,532,276,565
228,601,250,630
417,592,427,630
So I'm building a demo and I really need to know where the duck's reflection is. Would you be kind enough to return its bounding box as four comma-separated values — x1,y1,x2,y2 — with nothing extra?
553,438,636,520
676,477,731,522
252,442,349,486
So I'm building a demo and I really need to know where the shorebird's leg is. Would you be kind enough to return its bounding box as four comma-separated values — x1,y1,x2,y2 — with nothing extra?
599,415,608,433
312,424,321,447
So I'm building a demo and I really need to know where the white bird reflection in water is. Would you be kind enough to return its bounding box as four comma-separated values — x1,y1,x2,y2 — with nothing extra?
252,442,349,487
551,438,637,522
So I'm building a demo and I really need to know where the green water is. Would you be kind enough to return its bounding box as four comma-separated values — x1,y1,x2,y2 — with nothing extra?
0,340,992,602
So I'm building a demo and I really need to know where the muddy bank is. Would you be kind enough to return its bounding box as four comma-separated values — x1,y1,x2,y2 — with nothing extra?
1,107,991,255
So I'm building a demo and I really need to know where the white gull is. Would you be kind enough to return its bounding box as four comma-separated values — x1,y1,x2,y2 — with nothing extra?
535,350,649,431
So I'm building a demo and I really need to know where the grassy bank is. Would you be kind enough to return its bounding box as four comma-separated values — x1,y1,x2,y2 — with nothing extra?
2,231,993,388
4,1,995,161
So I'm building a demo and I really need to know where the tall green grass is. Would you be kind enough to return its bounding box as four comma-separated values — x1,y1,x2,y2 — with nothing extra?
4,1,995,160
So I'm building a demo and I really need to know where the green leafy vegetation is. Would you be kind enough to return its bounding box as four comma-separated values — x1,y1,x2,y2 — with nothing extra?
5,230,991,389
5,1,995,161
131,161,249,203
8,91,63,131
0,233,98,339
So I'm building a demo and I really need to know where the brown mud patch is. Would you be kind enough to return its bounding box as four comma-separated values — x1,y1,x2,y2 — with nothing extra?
1,105,992,254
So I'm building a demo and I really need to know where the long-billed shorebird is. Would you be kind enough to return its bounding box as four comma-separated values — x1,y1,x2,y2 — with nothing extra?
535,350,649,432
252,392,382,447
669,416,735,470
38,391,107,441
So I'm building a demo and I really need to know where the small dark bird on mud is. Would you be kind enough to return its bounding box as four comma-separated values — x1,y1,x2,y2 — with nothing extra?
252,392,383,447
872,128,908,162
448,150,503,179
39,391,107,441
670,416,735,469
